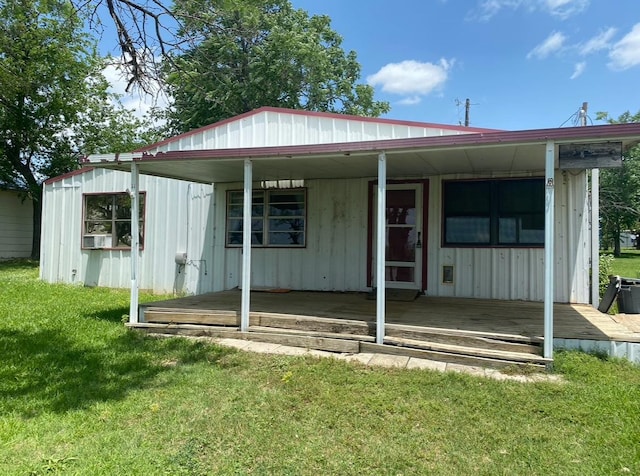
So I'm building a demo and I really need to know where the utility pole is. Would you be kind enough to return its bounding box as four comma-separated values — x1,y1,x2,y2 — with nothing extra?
464,98,470,127
580,101,588,127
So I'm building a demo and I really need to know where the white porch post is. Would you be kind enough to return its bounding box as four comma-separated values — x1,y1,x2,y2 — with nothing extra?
544,141,555,360
129,162,140,324
591,169,600,308
376,152,387,344
240,159,252,332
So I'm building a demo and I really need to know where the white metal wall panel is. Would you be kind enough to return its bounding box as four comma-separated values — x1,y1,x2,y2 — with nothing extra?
426,171,589,303
212,178,370,292
212,172,589,303
144,110,474,154
40,168,214,294
0,191,33,259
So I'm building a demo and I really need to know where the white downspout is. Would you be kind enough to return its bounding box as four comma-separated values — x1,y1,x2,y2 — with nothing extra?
591,169,600,308
544,141,555,360
240,159,252,332
376,152,387,344
129,162,140,324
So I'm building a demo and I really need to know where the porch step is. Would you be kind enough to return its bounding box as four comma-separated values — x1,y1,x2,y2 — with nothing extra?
144,308,239,326
382,336,548,365
361,343,550,371
385,324,542,354
129,322,548,370
143,308,374,336
128,322,361,353
249,325,375,343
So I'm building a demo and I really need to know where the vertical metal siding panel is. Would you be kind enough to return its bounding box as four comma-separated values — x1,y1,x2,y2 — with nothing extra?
306,116,320,145
333,120,348,143
292,114,306,145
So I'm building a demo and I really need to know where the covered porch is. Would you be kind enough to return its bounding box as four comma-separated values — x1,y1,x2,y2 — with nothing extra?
84,110,640,367
130,290,640,370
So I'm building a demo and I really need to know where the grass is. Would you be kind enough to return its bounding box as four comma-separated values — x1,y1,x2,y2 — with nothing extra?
1,260,639,475
608,248,640,278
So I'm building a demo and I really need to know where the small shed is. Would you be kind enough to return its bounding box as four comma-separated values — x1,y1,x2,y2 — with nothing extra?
0,188,33,259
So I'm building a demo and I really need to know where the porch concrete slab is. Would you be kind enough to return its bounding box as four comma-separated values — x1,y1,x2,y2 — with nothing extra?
216,338,253,350
445,363,486,376
407,357,447,372
341,353,374,366
368,354,410,368
243,341,283,353
201,337,562,382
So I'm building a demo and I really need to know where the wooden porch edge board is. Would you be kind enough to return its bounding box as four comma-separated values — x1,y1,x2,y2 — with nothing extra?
360,342,549,370
385,323,543,343
144,312,239,326
384,327,541,354
383,336,549,364
249,325,376,342
250,311,371,328
127,323,359,353
143,306,238,316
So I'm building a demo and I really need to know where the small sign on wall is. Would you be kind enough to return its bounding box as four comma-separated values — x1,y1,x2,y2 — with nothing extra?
559,142,622,169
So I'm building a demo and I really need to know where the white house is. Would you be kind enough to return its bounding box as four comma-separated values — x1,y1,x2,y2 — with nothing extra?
44,107,640,363
0,188,33,259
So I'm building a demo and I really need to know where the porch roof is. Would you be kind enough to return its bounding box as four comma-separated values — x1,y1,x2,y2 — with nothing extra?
84,122,640,184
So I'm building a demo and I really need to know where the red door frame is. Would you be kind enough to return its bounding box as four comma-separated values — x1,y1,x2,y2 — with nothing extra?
366,179,429,291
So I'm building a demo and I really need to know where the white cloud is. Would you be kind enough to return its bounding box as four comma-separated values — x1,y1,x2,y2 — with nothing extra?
544,0,589,19
472,0,524,21
527,32,567,59
579,27,617,55
608,23,640,71
398,96,422,106
570,61,586,79
367,59,454,105
102,63,168,122
470,0,588,21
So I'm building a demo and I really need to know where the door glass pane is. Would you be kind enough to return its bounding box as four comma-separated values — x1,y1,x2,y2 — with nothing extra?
385,266,415,283
386,227,416,262
386,190,416,225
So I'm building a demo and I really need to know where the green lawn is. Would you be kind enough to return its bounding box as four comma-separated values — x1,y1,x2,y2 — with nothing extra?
1,261,639,475
608,249,640,278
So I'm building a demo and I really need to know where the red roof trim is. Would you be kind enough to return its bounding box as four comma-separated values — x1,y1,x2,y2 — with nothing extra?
44,167,95,185
134,106,500,153
129,123,640,164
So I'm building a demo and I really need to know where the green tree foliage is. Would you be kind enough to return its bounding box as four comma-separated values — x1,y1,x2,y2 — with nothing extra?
164,0,390,133
597,110,640,257
0,0,158,259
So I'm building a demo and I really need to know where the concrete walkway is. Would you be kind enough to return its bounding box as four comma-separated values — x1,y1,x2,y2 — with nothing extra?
205,337,563,383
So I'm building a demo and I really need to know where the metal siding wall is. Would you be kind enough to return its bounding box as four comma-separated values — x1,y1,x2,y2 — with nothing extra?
0,191,33,258
146,111,470,154
214,178,370,292
40,169,214,294
210,171,589,301
426,171,589,303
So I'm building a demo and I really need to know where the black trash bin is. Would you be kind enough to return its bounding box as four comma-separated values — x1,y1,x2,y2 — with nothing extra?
617,277,640,313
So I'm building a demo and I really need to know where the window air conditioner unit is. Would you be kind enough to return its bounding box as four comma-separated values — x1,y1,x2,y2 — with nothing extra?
83,234,113,249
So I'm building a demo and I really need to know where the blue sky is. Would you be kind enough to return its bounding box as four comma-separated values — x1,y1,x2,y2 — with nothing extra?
289,0,640,130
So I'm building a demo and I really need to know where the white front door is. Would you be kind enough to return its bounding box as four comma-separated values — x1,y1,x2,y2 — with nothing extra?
373,184,423,290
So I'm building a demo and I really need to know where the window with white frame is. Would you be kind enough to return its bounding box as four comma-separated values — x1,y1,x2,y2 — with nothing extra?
226,189,306,247
82,192,145,249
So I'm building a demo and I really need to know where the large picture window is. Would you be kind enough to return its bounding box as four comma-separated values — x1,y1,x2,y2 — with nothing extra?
443,178,544,246
226,189,306,247
82,193,145,249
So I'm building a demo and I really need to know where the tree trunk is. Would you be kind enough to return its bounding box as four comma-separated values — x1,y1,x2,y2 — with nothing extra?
31,194,42,260
614,225,622,257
